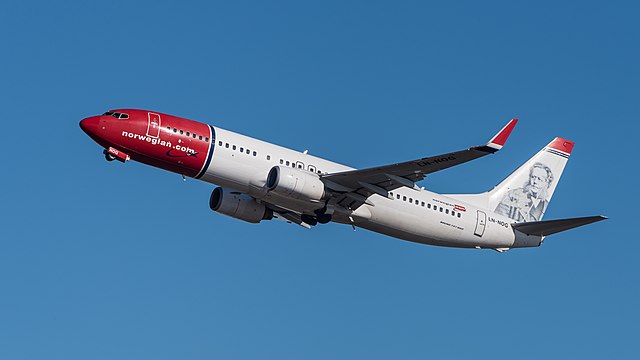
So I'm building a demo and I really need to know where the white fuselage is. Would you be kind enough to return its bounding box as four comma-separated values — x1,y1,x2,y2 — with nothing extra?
198,127,541,249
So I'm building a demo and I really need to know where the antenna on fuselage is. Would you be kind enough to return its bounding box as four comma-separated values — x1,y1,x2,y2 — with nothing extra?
181,174,186,182
349,216,356,231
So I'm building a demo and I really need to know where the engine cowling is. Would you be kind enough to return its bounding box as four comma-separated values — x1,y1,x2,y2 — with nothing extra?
209,187,273,223
266,166,326,202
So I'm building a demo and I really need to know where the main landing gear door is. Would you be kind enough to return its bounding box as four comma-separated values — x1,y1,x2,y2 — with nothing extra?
474,210,486,237
147,112,161,138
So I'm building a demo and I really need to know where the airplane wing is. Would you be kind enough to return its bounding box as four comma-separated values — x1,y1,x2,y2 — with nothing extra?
321,119,518,210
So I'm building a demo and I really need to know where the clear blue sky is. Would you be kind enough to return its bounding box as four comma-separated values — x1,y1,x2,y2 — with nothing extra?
1,1,637,358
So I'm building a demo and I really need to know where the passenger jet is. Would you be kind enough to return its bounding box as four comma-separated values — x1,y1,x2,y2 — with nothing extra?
80,109,605,251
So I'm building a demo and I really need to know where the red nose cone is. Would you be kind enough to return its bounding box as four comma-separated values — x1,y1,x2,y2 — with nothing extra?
80,116,100,136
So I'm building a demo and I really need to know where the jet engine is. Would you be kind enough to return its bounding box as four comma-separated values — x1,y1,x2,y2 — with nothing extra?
209,187,273,223
266,166,326,202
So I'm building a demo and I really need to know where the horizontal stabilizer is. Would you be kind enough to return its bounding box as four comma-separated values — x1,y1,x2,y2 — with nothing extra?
512,216,607,236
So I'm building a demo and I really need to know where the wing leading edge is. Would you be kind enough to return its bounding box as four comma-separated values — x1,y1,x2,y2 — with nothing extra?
321,119,518,210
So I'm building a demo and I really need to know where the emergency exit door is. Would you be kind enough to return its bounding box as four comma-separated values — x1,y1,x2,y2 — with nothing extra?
474,210,487,237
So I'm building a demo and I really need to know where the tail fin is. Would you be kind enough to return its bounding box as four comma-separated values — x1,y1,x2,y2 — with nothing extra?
448,137,574,223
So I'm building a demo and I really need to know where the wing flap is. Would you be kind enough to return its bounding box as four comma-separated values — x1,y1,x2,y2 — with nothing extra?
264,202,313,228
512,216,607,236
273,211,312,229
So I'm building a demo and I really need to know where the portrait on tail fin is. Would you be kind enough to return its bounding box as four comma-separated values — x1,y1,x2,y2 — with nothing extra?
495,162,553,222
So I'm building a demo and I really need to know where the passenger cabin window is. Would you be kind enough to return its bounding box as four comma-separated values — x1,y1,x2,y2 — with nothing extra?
233,145,237,150
205,137,209,142
225,143,229,148
186,132,190,137
458,213,461,218
253,151,257,156
267,155,271,160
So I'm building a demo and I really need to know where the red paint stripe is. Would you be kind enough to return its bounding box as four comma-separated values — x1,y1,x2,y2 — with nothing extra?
548,137,574,154
491,118,518,146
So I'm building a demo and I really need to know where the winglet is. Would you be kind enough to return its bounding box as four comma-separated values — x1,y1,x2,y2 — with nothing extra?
476,118,518,153
489,118,518,147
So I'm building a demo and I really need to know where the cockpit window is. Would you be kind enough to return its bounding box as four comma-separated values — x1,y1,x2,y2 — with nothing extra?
103,111,129,119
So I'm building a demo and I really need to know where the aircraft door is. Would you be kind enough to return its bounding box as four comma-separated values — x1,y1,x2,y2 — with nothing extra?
147,112,161,138
474,210,486,237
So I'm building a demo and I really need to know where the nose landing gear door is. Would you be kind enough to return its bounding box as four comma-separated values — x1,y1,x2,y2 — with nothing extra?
147,112,161,138
474,210,486,237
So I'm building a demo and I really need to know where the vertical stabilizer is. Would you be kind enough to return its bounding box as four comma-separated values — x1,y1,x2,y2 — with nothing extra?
448,138,574,223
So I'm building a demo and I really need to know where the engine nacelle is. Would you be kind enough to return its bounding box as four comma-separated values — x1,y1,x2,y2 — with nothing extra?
266,166,326,202
209,187,273,223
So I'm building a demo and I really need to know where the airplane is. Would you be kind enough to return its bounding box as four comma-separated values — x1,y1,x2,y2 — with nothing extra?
80,109,606,251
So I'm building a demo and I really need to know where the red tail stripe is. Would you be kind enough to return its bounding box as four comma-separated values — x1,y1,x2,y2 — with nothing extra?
548,137,574,154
